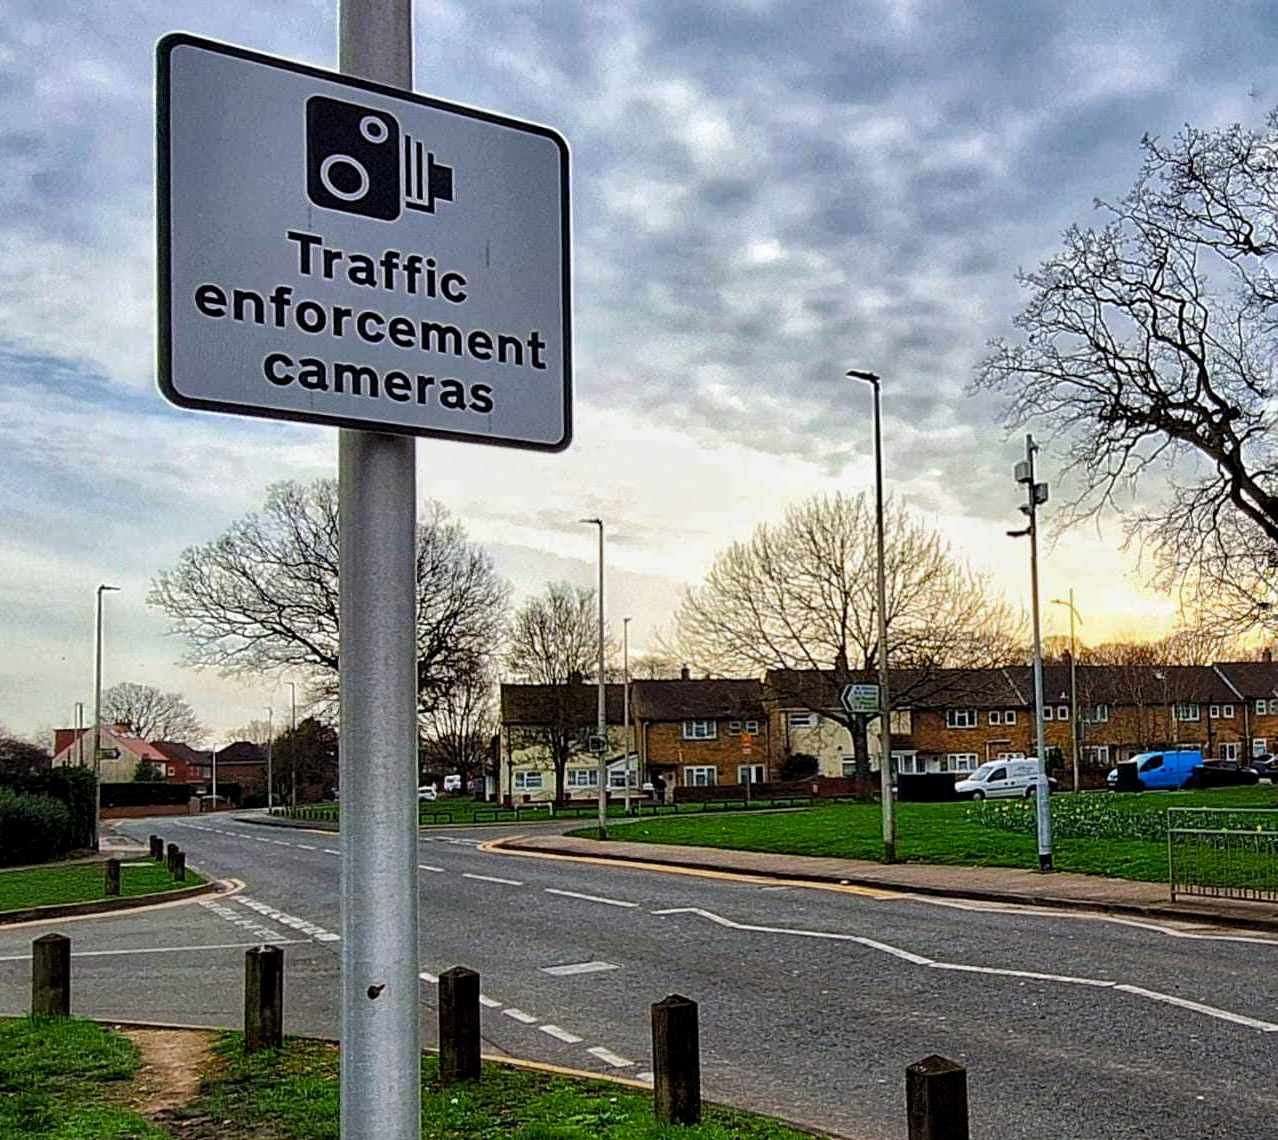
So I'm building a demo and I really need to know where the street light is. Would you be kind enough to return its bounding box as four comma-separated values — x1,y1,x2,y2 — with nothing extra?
623,616,632,816
287,681,298,807
846,369,895,863
1051,591,1083,792
1008,434,1053,872
265,706,274,811
580,517,607,838
91,583,120,852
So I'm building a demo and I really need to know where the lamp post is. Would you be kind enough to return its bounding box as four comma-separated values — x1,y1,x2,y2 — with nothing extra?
1007,434,1053,872
1051,590,1083,793
75,702,84,766
91,583,120,852
846,369,895,863
211,743,218,804
265,706,274,811
287,681,298,808
580,518,607,838
623,616,632,815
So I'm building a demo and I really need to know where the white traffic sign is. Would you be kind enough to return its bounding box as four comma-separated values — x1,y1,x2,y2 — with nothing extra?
840,682,880,715
158,35,571,450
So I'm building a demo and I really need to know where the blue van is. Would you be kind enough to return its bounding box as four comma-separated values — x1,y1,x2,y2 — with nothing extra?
1106,749,1203,791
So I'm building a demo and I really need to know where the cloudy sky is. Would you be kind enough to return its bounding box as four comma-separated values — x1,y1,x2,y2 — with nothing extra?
3,0,1276,745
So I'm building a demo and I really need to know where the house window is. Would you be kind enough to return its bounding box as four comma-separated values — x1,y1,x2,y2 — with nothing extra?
727,721,742,734
1254,738,1268,757
895,754,925,774
946,753,979,772
513,771,543,790
1083,745,1110,766
841,759,857,778
166,765,175,777
996,751,1026,761
1220,741,1241,762
787,712,818,729
744,719,760,734
608,768,637,789
682,720,717,740
946,709,977,729
1043,706,1054,721
1223,704,1235,718
1057,705,1068,721
566,768,599,787
1174,703,1201,722
1004,710,1017,726
989,710,1002,726
684,766,717,787
738,764,765,785
1209,705,1220,719
1085,704,1110,723
1257,699,1269,716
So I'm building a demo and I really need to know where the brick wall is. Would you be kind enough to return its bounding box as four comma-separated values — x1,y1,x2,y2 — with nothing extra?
102,803,195,819
674,775,872,802
644,719,772,787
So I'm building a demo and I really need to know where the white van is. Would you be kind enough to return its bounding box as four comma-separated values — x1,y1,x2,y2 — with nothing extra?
955,759,1047,800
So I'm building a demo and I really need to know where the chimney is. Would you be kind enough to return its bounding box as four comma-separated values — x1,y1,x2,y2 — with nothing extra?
834,647,849,675
1062,649,1072,667
680,664,691,681
567,670,583,686
1265,648,1273,665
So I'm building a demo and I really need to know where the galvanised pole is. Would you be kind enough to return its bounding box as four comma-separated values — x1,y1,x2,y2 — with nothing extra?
338,1,421,1137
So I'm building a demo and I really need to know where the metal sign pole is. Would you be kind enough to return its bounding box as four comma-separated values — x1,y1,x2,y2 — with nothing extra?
338,2,421,1138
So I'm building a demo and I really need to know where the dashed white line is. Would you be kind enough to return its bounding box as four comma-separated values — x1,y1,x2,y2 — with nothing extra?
295,844,316,851
323,849,340,855
419,971,439,984
542,961,619,977
462,873,523,886
418,864,446,873
478,994,502,1009
544,888,637,909
539,1024,583,1044
587,1046,634,1068
503,1008,537,1024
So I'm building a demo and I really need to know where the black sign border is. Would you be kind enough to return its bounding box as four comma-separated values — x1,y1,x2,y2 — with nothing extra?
157,31,572,452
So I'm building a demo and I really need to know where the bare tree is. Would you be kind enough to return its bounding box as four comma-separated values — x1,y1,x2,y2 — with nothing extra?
675,492,1022,768
149,480,509,715
504,582,614,806
419,651,499,794
102,682,203,743
974,113,1278,636
628,653,684,680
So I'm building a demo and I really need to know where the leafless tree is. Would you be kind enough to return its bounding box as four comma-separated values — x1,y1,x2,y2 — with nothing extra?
504,582,615,805
102,682,203,743
674,492,1023,768
419,652,499,794
628,653,684,680
974,113,1278,637
149,480,509,717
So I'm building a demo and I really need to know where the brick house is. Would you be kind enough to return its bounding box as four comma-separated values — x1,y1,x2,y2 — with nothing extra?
49,724,170,782
631,675,768,791
1214,656,1278,760
149,741,210,784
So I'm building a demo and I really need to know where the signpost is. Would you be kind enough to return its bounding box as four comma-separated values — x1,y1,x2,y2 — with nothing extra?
840,682,880,716
158,11,571,1138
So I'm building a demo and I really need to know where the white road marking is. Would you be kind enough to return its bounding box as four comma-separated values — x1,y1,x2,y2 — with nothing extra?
656,906,1278,1033
539,1024,584,1043
462,873,523,886
543,888,637,908
478,995,502,1009
324,849,340,855
503,1008,537,1024
419,971,439,984
232,896,340,943
635,1071,654,1084
587,1046,634,1068
0,940,305,962
295,844,316,851
418,864,446,873
541,961,619,977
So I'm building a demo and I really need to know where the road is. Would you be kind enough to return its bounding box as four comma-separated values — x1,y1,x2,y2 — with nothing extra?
2,812,1275,1138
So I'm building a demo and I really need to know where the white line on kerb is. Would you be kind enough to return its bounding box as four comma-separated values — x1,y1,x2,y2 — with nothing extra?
654,907,1278,1033
462,873,523,886
503,1008,537,1024
543,888,638,908
539,1024,583,1044
587,1046,634,1068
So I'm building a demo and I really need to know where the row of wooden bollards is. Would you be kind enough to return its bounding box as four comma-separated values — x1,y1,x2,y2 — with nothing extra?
101,835,186,898
27,936,971,1138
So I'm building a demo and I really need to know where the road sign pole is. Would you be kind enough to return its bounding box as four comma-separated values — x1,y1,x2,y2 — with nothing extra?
338,2,421,1139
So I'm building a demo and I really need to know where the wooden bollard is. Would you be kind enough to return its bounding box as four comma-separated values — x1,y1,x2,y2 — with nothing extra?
104,858,121,897
652,994,701,1125
149,835,164,861
244,945,284,1052
32,934,70,1017
166,842,179,873
172,850,186,882
439,966,481,1085
907,1055,969,1140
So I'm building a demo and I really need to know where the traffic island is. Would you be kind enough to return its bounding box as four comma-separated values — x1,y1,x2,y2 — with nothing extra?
0,860,213,926
0,1018,826,1139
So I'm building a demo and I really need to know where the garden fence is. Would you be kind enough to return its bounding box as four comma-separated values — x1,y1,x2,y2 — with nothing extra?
1168,807,1278,903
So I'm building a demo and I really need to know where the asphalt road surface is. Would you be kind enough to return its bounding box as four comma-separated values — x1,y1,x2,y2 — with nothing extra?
2,812,1276,1139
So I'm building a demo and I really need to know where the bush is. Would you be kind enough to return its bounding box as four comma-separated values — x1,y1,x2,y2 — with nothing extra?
0,789,75,866
0,767,95,850
781,753,820,780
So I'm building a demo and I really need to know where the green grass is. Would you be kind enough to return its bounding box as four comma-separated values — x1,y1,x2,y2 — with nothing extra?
183,1032,810,1139
0,1017,163,1139
0,861,204,913
587,786,1278,884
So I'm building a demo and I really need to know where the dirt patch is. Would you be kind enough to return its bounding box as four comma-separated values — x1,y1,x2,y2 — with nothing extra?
121,1027,217,1115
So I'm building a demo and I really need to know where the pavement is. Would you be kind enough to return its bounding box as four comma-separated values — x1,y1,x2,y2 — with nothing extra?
497,831,1278,930
1,811,1276,1139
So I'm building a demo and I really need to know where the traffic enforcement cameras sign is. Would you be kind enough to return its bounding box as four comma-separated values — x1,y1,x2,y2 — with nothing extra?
157,35,571,450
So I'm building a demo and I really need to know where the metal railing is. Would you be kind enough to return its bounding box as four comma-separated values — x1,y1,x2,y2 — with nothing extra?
1168,807,1278,903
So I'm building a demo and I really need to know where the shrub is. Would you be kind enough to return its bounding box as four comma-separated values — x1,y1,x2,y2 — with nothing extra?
781,753,820,780
0,767,95,850
0,789,75,866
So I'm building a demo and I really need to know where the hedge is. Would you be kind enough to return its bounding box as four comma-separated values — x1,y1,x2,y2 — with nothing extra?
0,767,95,851
0,789,75,866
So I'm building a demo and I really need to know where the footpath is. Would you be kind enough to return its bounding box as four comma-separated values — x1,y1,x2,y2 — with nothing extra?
496,833,1278,933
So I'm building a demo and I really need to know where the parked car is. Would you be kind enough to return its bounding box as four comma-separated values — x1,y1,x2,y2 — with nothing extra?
417,784,438,802
1249,754,1276,780
442,774,462,793
1106,749,1202,791
955,759,1055,800
1195,760,1260,787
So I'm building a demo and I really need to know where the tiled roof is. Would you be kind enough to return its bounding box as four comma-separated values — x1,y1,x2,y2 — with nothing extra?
765,667,1026,710
500,683,625,725
152,741,209,769
630,678,763,721
1214,661,1278,699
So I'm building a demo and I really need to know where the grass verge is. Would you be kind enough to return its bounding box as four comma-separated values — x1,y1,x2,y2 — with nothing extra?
0,1016,162,1139
0,861,204,913
584,787,1278,884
